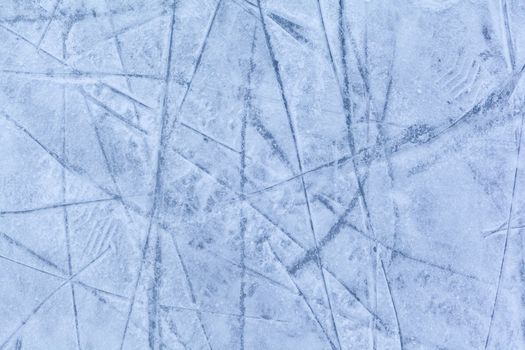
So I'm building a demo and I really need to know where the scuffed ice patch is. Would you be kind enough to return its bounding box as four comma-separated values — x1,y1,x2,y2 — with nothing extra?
0,0,525,349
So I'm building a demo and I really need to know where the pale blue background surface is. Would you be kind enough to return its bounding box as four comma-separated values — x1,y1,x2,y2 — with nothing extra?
0,0,524,349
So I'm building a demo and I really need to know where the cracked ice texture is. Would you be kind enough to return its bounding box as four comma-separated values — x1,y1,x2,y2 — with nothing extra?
1,0,525,349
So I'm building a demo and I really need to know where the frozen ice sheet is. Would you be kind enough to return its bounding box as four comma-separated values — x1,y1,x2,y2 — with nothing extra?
0,0,525,349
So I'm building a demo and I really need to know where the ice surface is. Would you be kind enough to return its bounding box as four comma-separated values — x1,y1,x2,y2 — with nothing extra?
0,0,525,349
